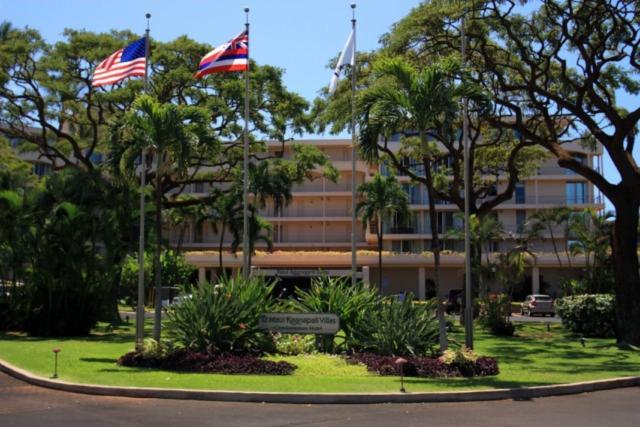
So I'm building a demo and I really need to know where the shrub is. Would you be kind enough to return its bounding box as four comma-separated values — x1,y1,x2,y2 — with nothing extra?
120,250,195,304
555,294,616,338
274,333,316,355
348,351,498,378
140,338,174,360
477,294,515,336
167,275,278,353
118,350,296,375
351,294,439,357
439,348,478,377
288,276,379,353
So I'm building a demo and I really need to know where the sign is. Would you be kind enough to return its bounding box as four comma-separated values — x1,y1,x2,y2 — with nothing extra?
258,313,340,334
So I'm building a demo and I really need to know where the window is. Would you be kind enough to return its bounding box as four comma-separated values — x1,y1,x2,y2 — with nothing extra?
566,182,587,204
487,183,498,197
516,210,526,233
515,183,526,204
194,182,205,193
193,222,203,243
33,163,52,177
391,240,414,253
565,153,586,175
436,212,454,233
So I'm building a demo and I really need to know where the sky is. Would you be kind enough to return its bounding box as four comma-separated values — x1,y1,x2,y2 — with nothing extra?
2,0,637,211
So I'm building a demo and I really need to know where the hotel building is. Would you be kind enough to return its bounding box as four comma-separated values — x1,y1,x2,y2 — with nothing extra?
177,138,604,298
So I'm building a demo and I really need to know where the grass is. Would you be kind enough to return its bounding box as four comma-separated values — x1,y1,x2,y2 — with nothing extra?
1,321,639,393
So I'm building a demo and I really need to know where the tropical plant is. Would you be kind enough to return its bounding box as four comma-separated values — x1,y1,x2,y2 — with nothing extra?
495,245,534,301
230,208,274,268
357,173,409,289
568,210,614,294
448,213,504,297
113,94,211,341
288,276,380,353
477,294,514,336
167,275,278,354
527,207,573,269
351,295,440,357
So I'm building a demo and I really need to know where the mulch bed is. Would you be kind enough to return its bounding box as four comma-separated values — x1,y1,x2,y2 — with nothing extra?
118,349,296,375
348,353,499,378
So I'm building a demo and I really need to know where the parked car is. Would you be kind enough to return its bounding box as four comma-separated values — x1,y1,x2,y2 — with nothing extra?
161,294,192,311
521,294,555,316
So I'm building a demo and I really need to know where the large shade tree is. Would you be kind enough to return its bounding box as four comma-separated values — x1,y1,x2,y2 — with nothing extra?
385,0,640,345
0,24,335,336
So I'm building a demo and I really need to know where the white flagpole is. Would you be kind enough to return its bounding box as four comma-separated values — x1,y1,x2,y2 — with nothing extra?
136,13,151,352
350,3,358,286
242,7,251,279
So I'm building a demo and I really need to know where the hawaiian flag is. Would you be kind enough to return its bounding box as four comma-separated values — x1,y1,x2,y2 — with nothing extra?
195,31,248,78
92,38,147,87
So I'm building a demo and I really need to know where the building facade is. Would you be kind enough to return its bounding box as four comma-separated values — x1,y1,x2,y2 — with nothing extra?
177,138,604,299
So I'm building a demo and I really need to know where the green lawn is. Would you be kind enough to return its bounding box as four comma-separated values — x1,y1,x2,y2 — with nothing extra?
1,322,639,393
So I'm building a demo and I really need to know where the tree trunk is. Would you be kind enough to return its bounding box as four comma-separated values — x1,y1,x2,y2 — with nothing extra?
611,198,640,346
219,224,226,277
153,153,163,341
548,226,563,269
424,157,446,351
378,214,383,293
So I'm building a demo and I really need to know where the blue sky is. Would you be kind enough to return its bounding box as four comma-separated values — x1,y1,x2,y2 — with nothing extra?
2,0,637,210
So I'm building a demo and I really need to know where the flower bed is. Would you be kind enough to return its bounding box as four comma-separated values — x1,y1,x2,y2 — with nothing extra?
348,350,499,378
118,349,296,375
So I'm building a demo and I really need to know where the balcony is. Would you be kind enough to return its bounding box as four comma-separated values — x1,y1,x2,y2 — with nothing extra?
502,195,603,207
389,226,415,234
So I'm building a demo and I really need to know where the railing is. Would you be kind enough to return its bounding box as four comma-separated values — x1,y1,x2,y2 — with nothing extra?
504,195,603,205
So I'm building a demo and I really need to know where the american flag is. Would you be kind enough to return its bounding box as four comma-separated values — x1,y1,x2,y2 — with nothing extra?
195,31,248,78
92,38,147,87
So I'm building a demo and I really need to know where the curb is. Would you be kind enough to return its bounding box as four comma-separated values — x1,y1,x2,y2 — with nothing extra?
1,359,639,404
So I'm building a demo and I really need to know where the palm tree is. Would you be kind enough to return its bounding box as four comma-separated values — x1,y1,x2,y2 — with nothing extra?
358,58,463,351
114,95,210,341
448,213,504,297
357,173,409,290
230,207,273,269
208,189,242,274
569,209,614,293
528,207,572,268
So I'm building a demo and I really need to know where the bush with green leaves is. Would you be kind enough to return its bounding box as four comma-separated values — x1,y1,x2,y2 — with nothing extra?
351,295,440,357
555,294,616,338
287,276,379,353
167,275,278,354
274,333,316,355
120,250,195,305
477,294,515,336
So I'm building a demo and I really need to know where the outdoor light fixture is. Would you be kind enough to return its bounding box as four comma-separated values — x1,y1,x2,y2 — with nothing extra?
52,348,61,379
395,357,408,393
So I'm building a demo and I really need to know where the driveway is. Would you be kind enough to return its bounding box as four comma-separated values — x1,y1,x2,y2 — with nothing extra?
1,372,639,426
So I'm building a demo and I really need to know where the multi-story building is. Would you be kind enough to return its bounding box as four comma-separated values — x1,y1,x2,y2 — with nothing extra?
181,138,604,298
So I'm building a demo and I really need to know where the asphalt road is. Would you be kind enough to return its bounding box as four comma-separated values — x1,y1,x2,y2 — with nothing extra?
1,373,639,427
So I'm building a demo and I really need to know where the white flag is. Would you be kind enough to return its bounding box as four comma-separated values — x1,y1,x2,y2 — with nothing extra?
329,30,355,94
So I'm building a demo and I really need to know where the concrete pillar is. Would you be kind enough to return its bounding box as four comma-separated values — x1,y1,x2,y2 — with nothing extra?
362,266,370,286
418,267,426,300
198,267,206,285
532,267,540,295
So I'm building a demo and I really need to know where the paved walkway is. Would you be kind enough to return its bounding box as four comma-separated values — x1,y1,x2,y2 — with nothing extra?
1,372,639,426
